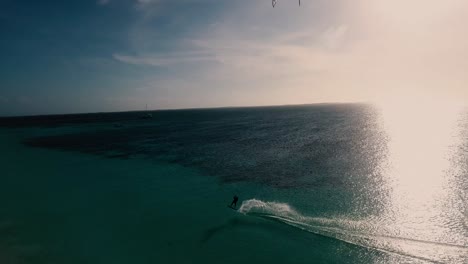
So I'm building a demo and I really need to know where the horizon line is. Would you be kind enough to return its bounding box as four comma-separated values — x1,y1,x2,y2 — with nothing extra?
0,101,367,118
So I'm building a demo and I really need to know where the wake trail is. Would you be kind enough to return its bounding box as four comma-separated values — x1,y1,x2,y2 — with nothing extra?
238,199,468,264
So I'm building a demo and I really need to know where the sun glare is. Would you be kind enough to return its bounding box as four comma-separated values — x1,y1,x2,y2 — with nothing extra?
376,97,465,245
366,0,465,30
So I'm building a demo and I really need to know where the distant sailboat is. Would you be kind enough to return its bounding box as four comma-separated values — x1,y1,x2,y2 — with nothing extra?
141,104,153,119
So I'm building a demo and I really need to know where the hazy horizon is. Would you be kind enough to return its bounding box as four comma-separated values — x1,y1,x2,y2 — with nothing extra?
0,101,364,118
1,0,467,116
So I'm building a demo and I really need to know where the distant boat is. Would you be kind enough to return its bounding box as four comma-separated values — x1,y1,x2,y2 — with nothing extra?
141,104,153,119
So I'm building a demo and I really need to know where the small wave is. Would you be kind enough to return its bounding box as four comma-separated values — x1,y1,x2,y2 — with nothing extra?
238,199,468,264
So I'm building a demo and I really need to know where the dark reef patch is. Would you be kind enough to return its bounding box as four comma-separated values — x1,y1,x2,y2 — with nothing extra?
20,104,387,189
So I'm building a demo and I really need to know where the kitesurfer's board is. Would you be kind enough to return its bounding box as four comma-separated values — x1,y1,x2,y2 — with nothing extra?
227,205,237,210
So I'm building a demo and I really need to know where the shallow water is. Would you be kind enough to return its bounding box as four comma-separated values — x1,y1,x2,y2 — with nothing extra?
0,104,466,263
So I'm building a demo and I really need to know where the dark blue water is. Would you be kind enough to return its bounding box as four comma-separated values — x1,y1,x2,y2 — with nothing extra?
0,104,466,263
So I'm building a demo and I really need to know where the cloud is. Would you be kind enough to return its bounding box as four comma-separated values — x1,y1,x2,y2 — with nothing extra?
113,52,217,66
113,1,362,107
115,0,468,110
320,25,348,49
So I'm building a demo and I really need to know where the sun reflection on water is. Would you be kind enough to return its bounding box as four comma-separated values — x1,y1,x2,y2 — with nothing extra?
372,99,468,262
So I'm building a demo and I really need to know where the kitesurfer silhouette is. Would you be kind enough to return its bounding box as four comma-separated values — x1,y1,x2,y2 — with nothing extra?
230,195,239,208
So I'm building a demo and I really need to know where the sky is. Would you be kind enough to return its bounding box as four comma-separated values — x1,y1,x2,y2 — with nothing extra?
0,0,467,116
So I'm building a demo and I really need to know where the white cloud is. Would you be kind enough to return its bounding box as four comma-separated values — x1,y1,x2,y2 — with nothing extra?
320,25,348,49
115,0,468,109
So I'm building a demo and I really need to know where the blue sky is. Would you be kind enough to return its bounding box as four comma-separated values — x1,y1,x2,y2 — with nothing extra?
1,0,467,116
0,0,231,115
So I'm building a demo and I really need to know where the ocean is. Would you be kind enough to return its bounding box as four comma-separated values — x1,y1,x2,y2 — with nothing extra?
0,103,466,263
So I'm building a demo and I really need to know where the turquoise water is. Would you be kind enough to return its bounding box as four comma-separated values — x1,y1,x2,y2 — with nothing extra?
0,104,467,263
